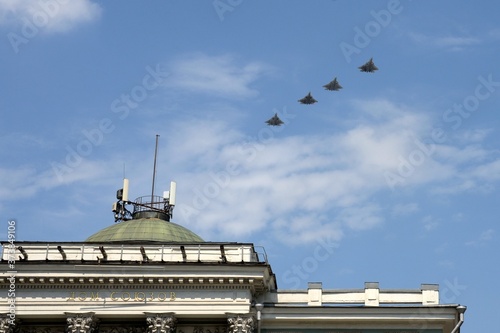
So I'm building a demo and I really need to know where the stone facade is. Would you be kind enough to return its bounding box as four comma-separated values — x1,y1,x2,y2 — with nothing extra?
0,242,465,333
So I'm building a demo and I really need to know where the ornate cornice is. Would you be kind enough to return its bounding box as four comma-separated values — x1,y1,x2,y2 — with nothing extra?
0,276,267,293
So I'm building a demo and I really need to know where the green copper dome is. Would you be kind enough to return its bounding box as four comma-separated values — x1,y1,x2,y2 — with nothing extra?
85,217,204,243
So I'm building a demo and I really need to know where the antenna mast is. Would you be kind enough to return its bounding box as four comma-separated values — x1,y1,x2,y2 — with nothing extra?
112,135,177,223
151,134,159,204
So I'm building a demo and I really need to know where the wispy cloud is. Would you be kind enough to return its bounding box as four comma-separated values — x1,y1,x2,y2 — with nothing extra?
460,129,493,143
471,159,500,181
488,28,500,40
164,53,274,99
431,155,500,195
408,32,481,51
466,229,495,246
0,0,102,33
4,97,500,246
157,98,499,243
421,215,440,232
391,203,419,216
0,159,109,201
98,99,500,244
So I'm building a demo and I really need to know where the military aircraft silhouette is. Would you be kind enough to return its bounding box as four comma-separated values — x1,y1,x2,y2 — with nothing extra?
358,58,378,73
323,77,343,91
265,113,284,126
298,92,318,104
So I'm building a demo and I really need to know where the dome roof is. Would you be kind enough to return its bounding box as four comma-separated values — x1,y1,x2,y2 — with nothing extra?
85,217,204,243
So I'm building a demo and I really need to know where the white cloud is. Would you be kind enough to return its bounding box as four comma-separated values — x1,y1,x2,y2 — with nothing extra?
421,215,440,232
5,97,500,246
488,28,500,40
135,98,500,244
471,159,500,181
0,159,109,202
408,32,480,51
391,203,419,216
480,229,495,241
0,0,101,34
466,229,495,246
164,53,274,99
438,260,455,269
435,36,480,48
461,129,493,143
434,144,489,165
162,100,423,241
338,204,383,231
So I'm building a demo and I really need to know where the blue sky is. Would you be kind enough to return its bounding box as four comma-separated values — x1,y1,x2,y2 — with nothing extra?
1,0,499,330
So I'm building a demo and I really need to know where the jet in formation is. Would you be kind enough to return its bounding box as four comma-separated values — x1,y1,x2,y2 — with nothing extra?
323,77,343,91
265,113,284,126
358,58,378,73
264,57,378,123
298,92,318,104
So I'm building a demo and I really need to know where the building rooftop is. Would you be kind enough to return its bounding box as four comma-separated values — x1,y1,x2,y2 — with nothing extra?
85,217,204,243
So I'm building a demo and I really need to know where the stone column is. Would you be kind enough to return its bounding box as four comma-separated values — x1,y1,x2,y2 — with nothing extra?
65,312,98,333
144,313,177,333
226,314,255,333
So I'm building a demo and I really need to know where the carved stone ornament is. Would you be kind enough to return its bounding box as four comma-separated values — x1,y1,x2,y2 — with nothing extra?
18,327,62,333
0,315,14,333
191,327,226,333
99,326,146,333
144,313,177,333
65,313,98,333
226,315,255,333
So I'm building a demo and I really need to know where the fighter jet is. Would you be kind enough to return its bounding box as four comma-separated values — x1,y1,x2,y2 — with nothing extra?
298,92,318,104
323,77,343,91
266,113,284,126
358,58,378,73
